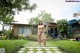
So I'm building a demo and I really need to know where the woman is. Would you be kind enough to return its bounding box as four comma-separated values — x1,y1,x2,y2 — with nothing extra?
37,21,46,47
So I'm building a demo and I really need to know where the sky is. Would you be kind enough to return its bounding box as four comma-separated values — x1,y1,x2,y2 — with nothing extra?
0,0,80,30
14,0,80,24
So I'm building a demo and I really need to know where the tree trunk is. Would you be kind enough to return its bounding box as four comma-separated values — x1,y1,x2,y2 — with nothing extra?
63,34,66,39
2,24,5,35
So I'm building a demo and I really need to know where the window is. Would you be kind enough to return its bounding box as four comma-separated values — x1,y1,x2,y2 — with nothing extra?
18,26,32,36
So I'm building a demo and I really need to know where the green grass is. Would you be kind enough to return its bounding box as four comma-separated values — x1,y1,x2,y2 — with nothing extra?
0,39,80,53
0,40,28,53
47,40,80,53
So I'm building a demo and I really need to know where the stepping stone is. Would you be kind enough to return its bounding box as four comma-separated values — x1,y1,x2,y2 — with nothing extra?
0,48,5,53
27,51,34,53
20,48,26,51
55,51,61,53
36,48,42,50
27,47,40,48
18,51,24,53
18,46,63,53
46,51,52,53
47,47,58,48
40,47,46,48
45,48,50,51
29,48,34,51
53,48,58,50
36,51,43,53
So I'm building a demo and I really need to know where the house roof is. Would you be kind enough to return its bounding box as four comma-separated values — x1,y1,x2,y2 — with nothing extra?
12,23,32,26
68,19,78,25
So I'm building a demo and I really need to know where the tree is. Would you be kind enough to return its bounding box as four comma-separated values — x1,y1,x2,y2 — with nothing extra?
29,11,54,24
0,0,37,16
57,19,68,39
73,13,80,21
0,0,37,34
0,15,14,35
29,11,54,35
4,15,14,29
29,17,40,25
29,17,40,34
40,11,54,23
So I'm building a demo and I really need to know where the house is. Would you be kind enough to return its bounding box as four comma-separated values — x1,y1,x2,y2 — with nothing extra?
12,22,58,38
12,23,32,36
68,19,80,35
44,22,58,38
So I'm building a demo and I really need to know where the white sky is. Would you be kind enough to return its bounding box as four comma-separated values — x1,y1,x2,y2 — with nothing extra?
14,0,80,24
0,0,80,30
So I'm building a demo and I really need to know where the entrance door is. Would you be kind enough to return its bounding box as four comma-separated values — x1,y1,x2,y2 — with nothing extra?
48,28,57,38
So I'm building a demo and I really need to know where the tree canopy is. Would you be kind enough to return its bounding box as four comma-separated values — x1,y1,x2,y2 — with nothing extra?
3,15,14,25
29,17,40,24
0,0,37,17
29,11,54,24
40,11,54,23
0,0,37,33
0,0,37,22
57,19,68,39
73,12,80,21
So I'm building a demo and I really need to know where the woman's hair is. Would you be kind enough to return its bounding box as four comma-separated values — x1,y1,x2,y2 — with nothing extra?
38,21,43,25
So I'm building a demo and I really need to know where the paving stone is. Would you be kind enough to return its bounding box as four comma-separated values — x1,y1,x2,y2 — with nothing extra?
18,47,63,53
46,51,52,53
27,51,34,53
36,51,43,53
44,48,50,51
20,48,26,51
55,51,61,53
29,48,34,51
27,47,40,48
53,48,58,50
47,47,58,49
18,51,24,53
17,41,63,53
0,48,5,53
36,48,42,50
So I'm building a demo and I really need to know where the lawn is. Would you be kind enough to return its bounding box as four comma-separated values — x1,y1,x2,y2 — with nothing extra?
0,40,28,53
47,40,80,53
0,39,80,53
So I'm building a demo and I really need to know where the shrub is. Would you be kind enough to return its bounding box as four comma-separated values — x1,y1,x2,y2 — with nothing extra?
17,34,25,39
26,35,37,41
2,36,7,40
75,35,80,41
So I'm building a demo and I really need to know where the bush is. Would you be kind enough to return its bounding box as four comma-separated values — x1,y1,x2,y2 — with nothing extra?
74,34,80,41
0,40,28,53
17,34,25,39
76,36,80,41
2,36,7,40
26,35,37,41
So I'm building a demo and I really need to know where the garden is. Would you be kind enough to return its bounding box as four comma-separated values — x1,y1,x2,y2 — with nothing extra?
0,0,80,53
0,39,80,53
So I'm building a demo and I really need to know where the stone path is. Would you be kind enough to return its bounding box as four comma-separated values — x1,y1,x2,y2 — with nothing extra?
17,41,63,53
